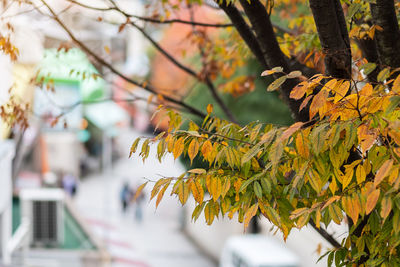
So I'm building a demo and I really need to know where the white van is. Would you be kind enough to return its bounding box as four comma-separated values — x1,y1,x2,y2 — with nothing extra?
220,234,300,267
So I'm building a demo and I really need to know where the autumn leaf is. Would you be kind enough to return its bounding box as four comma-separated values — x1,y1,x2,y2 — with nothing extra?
261,66,283,76
191,179,204,204
366,189,380,215
134,182,148,201
267,75,288,91
380,197,392,220
188,139,199,164
173,137,185,160
290,81,308,100
201,140,213,159
244,203,259,229
374,159,393,187
280,122,304,141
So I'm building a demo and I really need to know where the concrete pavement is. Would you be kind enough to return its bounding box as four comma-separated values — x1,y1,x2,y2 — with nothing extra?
74,129,216,267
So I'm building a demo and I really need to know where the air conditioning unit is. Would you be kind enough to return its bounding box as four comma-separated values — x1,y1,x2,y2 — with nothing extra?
20,188,64,247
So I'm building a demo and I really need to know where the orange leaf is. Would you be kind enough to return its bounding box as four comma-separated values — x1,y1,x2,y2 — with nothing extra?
206,104,213,114
380,197,392,220
290,81,308,100
366,189,380,215
201,140,212,159
374,159,393,187
280,122,304,141
309,90,328,120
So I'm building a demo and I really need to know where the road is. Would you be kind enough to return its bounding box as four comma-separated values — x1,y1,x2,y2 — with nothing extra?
74,129,216,267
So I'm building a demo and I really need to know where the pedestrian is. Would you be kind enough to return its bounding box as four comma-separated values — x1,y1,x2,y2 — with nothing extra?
62,172,78,197
120,182,131,213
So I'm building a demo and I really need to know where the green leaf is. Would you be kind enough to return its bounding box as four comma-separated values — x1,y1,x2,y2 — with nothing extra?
385,96,400,115
254,181,263,198
377,67,390,82
347,3,361,19
267,75,288,91
241,144,262,165
361,63,377,76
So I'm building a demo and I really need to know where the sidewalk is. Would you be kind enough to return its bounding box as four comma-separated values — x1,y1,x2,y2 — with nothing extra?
74,129,216,267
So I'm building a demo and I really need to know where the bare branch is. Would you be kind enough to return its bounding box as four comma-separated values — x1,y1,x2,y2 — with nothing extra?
39,0,207,119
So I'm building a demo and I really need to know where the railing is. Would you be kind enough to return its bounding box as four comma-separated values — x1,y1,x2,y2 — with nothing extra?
4,217,30,266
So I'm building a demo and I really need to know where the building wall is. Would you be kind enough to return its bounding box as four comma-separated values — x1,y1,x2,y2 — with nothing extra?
0,141,15,262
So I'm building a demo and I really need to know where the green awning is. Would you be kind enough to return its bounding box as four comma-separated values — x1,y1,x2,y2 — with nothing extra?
37,48,106,102
84,102,129,136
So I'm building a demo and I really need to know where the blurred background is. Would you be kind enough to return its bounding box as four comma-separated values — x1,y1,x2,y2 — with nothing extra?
0,1,343,267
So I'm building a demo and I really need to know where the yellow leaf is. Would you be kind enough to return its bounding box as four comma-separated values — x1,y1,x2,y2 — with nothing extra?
134,182,148,201
356,164,366,185
188,139,199,164
295,133,309,158
315,210,321,228
191,179,204,204
204,201,215,225
210,177,222,201
388,166,399,185
334,80,350,103
322,79,338,92
342,168,354,190
374,159,393,187
156,182,171,208
201,140,212,159
380,197,392,220
366,189,380,215
329,176,338,194
244,203,259,229
296,213,310,229
173,137,185,160
221,178,231,198
188,168,206,174
328,203,343,224
177,180,189,205
104,45,110,54
393,74,400,93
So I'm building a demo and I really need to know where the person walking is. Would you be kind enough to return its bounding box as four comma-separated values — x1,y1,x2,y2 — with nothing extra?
120,182,131,213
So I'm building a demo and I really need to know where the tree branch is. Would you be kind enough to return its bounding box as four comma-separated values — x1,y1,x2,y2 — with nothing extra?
238,0,308,122
39,0,207,119
125,20,237,123
309,220,341,249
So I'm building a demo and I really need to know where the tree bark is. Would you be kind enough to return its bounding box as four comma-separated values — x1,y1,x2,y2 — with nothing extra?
309,0,352,79
370,0,400,68
238,0,309,122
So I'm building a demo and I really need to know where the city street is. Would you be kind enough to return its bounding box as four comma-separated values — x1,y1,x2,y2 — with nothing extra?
74,129,216,267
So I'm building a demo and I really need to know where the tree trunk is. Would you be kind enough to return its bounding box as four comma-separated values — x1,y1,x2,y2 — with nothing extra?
309,0,352,79
370,0,400,68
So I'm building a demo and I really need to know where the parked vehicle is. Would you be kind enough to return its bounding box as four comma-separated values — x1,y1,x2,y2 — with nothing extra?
220,234,300,267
